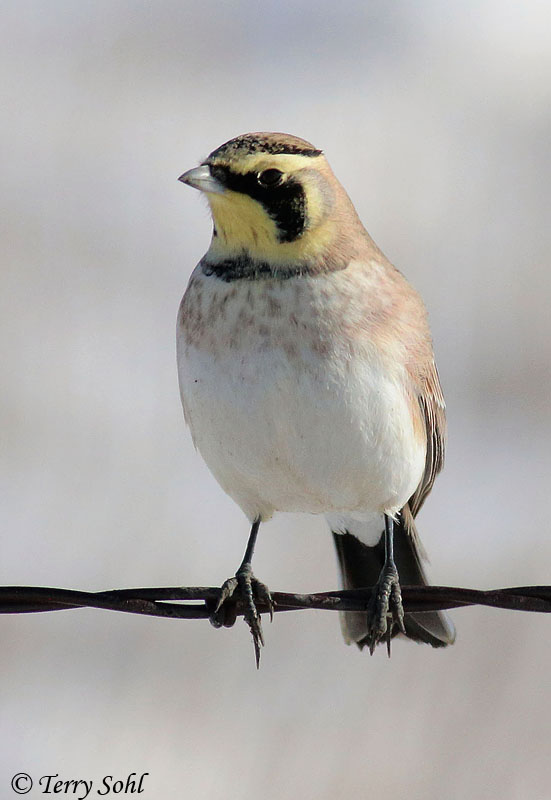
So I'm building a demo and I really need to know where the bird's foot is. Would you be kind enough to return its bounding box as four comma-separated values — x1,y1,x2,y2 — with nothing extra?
210,565,273,667
366,561,406,656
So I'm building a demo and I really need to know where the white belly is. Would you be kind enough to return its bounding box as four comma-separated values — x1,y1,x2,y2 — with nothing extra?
177,271,425,522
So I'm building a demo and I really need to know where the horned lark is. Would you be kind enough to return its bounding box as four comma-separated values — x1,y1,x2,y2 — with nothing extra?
177,132,455,662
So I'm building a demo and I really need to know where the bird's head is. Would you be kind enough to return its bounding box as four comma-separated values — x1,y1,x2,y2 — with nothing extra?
179,132,365,270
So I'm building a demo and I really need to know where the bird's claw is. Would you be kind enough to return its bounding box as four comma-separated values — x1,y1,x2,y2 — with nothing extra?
210,576,239,629
365,562,406,656
210,567,273,668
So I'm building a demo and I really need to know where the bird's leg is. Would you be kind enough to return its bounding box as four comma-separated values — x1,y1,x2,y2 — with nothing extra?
210,519,273,667
366,515,406,655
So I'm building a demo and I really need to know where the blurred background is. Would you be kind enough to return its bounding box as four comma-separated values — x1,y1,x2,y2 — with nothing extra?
1,1,550,797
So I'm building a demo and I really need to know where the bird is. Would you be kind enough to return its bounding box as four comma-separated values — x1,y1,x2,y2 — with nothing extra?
177,132,455,664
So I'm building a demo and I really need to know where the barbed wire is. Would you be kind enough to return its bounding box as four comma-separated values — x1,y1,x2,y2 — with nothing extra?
1,583,551,620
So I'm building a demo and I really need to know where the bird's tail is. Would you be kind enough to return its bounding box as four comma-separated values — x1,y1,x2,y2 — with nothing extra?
330,510,456,649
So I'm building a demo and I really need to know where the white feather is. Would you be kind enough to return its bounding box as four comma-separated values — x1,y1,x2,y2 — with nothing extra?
177,268,425,524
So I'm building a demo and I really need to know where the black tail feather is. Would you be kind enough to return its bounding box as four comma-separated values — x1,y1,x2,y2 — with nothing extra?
332,516,455,649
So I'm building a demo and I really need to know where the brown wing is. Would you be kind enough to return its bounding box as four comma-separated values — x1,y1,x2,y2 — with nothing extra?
408,360,447,519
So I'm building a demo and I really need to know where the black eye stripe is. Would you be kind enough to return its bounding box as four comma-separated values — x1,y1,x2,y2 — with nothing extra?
208,165,306,242
210,165,229,184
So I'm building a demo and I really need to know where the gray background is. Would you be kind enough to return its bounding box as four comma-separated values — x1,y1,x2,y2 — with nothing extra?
1,1,551,797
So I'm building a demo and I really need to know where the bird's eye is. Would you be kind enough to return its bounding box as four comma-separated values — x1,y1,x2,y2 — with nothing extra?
257,169,283,187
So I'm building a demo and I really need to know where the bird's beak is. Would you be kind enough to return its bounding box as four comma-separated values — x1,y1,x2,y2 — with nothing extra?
178,165,225,194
